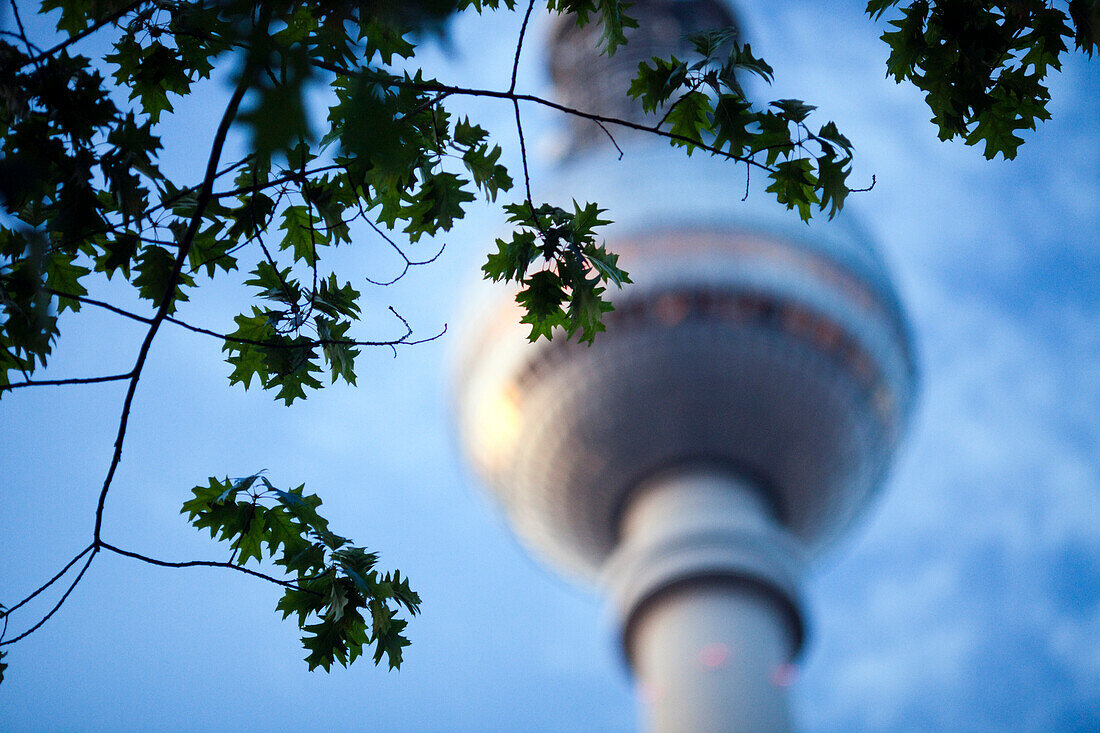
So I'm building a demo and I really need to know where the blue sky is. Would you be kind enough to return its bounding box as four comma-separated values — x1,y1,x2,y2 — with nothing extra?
2,1,1098,731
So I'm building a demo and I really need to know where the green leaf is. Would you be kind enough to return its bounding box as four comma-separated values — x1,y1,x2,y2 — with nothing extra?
96,232,139,279
181,477,233,521
754,112,795,167
816,154,851,219
316,318,358,386
313,275,360,319
629,57,688,113
301,605,366,672
770,99,817,124
483,231,537,282
411,172,475,239
133,245,192,314
516,270,567,341
226,193,275,243
816,121,854,154
453,118,489,147
223,308,275,390
1069,0,1100,57
766,158,820,222
184,474,417,672
44,252,90,313
686,27,738,60
461,144,513,202
278,205,325,265
233,505,265,565
665,92,712,150
865,0,901,21
711,95,757,155
372,615,410,670
725,42,774,83
567,278,612,344
584,241,629,288
324,577,349,622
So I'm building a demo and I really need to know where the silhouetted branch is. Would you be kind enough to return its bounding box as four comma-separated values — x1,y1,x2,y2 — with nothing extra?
0,372,134,392
0,544,95,622
0,550,98,646
92,17,264,545
45,289,430,349
97,542,306,591
20,1,146,70
363,217,446,287
510,0,537,95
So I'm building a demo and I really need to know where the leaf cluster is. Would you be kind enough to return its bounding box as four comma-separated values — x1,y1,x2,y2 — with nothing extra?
547,0,639,54
0,1,514,399
483,201,629,343
627,29,857,220
182,474,420,671
868,0,1099,159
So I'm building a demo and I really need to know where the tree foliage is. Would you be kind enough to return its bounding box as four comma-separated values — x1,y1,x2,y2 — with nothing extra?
0,0,1093,685
869,0,1098,159
181,474,421,671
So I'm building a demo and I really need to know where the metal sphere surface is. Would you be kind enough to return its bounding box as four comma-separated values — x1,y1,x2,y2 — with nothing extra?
455,209,916,581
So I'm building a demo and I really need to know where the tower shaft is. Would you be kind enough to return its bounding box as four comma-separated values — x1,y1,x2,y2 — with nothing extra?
455,2,917,730
633,584,794,732
610,470,802,732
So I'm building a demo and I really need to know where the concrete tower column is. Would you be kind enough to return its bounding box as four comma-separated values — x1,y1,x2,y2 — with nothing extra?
454,3,917,730
632,584,794,732
607,470,804,733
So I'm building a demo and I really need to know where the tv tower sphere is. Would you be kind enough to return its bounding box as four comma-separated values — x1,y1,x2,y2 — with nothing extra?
455,2,916,730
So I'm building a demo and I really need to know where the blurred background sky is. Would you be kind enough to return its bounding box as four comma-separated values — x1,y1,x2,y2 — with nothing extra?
1,1,1098,731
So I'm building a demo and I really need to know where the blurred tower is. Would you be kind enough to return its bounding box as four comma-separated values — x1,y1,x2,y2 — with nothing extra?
455,2,916,731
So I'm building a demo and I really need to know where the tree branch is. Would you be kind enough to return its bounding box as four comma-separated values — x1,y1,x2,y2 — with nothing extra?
0,544,95,621
310,65,772,174
45,290,152,324
208,164,344,201
44,288,431,349
514,100,535,207
0,372,134,392
0,549,98,646
362,217,446,287
92,30,263,545
98,542,308,592
21,1,147,70
509,0,537,95
6,0,42,57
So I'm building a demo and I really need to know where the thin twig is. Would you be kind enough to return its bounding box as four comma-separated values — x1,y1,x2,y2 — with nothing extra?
396,91,452,123
849,174,876,193
514,100,535,206
45,288,424,349
308,69,772,174
363,218,446,287
208,164,343,201
509,0,538,95
21,1,146,69
1,372,134,392
98,542,306,591
0,550,97,646
7,0,42,57
595,120,625,160
0,545,95,620
46,289,153,324
402,322,447,347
